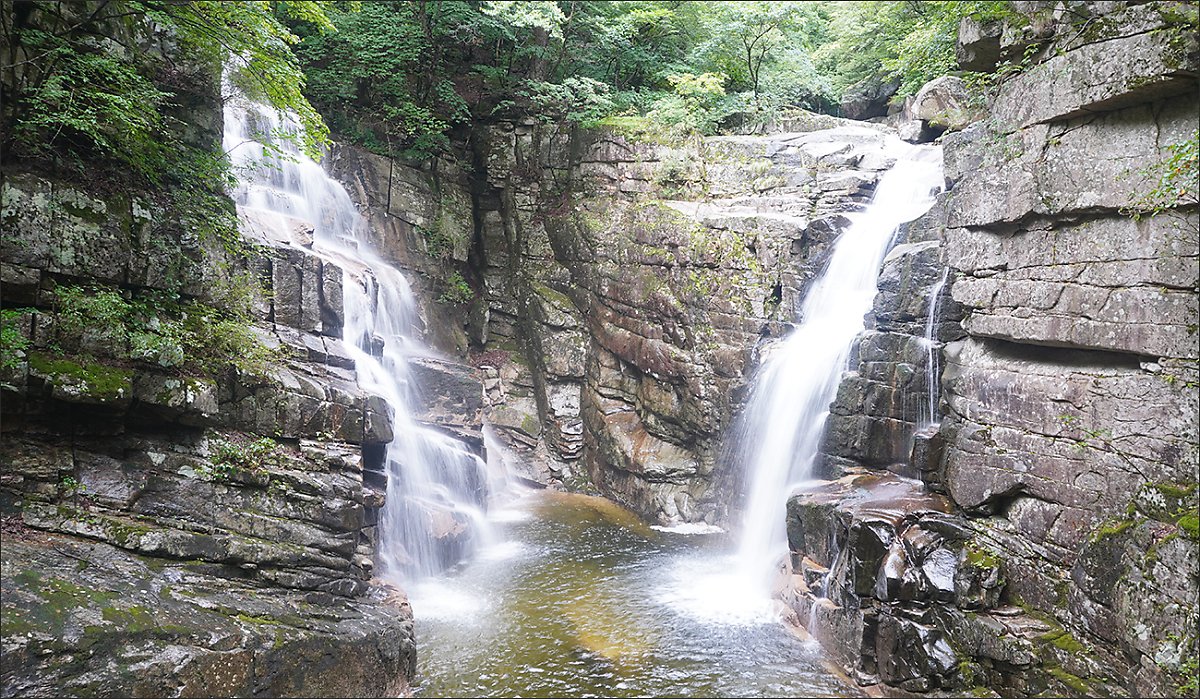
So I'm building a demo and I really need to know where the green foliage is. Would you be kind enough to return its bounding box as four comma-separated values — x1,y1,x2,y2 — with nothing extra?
815,1,1015,98
294,2,488,159
59,476,86,497
643,72,731,137
1,0,329,257
1180,644,1200,695
438,271,474,305
1125,130,1200,219
143,1,332,157
687,1,829,106
209,436,282,477
50,282,277,378
520,77,616,125
3,1,330,164
288,1,1028,146
6,26,170,174
1,308,35,371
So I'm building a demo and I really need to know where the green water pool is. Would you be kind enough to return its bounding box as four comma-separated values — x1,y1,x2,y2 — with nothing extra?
407,490,860,698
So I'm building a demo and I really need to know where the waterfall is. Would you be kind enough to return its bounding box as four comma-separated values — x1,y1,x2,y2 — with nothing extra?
731,142,944,586
222,94,491,581
922,266,950,426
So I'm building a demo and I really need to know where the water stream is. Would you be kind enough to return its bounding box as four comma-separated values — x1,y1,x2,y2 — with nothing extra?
729,143,945,590
409,492,859,698
223,94,491,580
922,266,951,426
226,93,937,696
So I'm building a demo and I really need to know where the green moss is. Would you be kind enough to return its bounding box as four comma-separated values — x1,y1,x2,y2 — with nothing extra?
1090,517,1134,543
965,544,1001,569
590,116,675,146
957,660,977,686
1,608,36,635
13,569,43,587
1152,482,1198,500
1039,628,1086,653
520,413,541,436
1177,509,1199,540
235,613,282,626
19,577,121,633
1053,579,1070,610
28,352,132,400
1158,3,1199,28
532,283,573,309
1046,666,1091,695
101,604,158,632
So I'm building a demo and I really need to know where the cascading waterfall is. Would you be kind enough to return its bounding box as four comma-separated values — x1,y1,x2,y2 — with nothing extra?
222,93,491,581
731,141,944,588
921,266,950,426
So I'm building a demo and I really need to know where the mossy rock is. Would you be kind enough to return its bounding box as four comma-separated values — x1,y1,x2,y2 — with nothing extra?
28,352,133,404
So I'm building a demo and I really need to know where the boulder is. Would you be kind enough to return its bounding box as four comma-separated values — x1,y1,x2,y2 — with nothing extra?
911,76,976,132
1,534,415,698
840,75,901,121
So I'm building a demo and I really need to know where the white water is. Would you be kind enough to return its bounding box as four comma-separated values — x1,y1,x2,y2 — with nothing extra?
921,266,950,426
731,142,945,593
222,94,491,581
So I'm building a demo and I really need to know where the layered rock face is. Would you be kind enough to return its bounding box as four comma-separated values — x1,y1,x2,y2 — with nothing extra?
0,24,420,696
784,2,1198,697
474,121,910,523
330,114,914,524
1,170,417,699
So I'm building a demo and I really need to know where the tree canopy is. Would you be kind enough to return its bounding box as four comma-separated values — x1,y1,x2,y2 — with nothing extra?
2,1,1017,168
287,1,1016,157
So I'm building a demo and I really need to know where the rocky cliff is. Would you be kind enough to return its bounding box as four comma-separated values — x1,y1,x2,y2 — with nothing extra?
782,2,1199,697
2,2,1195,696
0,16,423,695
332,112,923,525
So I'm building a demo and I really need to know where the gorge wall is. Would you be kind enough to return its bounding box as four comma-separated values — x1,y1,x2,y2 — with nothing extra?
0,12,437,694
2,1,1196,697
330,109,916,526
782,2,1199,697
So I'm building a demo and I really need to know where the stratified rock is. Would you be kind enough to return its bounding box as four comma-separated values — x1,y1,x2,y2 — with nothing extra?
796,5,1198,697
991,3,1200,131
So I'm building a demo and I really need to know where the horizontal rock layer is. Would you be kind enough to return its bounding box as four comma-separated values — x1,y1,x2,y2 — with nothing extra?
789,3,1199,697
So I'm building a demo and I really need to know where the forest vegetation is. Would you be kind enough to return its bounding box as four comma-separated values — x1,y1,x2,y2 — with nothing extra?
2,1,1018,169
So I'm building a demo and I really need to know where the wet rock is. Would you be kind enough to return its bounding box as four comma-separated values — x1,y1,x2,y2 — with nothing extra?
876,615,958,688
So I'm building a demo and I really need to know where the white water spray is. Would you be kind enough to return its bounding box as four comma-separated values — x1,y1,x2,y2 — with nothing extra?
731,142,944,590
223,94,491,581
921,266,950,426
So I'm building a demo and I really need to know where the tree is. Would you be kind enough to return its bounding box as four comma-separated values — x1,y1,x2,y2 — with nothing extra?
2,0,333,170
814,1,1013,98
688,1,823,107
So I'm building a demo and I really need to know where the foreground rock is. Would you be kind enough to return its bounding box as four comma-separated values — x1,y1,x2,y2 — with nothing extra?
790,2,1199,697
1,532,415,698
0,13,432,692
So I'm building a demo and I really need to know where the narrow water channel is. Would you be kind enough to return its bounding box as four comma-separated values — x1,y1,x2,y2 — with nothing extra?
408,490,860,698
